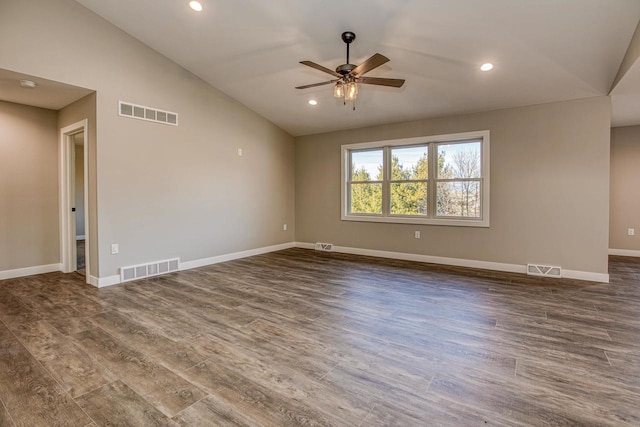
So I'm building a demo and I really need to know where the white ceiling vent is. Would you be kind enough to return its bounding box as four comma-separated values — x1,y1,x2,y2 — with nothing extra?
119,101,178,126
527,264,562,278
120,258,180,283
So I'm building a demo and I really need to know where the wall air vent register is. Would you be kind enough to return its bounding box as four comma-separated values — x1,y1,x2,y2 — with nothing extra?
119,101,178,126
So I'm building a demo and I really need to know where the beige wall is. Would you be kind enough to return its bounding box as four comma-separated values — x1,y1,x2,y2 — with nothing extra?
58,93,98,276
610,125,640,251
296,97,611,275
0,101,59,271
0,0,295,278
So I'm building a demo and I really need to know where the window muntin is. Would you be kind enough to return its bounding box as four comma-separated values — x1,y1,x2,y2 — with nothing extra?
341,131,489,227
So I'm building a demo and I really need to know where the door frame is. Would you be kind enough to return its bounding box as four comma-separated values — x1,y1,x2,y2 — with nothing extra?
59,119,90,281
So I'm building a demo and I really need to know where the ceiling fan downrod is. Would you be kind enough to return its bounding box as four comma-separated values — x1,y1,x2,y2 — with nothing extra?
342,31,356,65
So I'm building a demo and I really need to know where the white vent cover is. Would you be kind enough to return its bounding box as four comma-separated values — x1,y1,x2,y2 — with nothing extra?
119,101,178,126
315,242,334,251
120,258,180,283
527,264,562,278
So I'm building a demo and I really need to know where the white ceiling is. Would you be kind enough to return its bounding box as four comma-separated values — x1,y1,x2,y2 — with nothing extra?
73,0,640,136
0,68,93,110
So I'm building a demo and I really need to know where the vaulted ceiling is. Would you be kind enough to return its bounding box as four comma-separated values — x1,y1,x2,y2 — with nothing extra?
37,1,640,135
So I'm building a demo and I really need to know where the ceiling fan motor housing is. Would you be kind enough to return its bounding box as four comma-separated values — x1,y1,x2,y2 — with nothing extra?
336,63,356,76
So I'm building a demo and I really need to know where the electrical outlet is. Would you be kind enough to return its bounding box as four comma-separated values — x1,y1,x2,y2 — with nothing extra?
237,148,243,156
283,224,288,231
111,243,119,255
414,231,421,239
628,228,635,236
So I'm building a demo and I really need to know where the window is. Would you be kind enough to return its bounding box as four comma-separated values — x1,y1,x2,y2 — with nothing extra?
341,131,490,227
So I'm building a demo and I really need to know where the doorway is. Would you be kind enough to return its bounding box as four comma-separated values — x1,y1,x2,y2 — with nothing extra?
60,120,90,282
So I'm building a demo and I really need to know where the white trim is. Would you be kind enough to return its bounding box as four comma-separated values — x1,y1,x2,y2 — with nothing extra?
59,119,90,283
0,264,62,281
341,130,490,227
96,275,120,288
294,242,609,283
609,248,640,257
76,235,86,240
562,269,610,283
91,242,297,288
179,242,296,271
88,275,99,287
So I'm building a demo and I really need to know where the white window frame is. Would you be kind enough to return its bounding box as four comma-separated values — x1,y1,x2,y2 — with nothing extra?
341,130,490,227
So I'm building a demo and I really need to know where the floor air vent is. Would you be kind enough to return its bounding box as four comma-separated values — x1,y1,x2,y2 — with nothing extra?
119,101,178,126
527,264,562,278
120,258,180,283
315,242,334,251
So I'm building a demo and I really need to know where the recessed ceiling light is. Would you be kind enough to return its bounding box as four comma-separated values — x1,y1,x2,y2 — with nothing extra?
308,99,318,106
480,63,494,71
19,79,37,89
189,1,203,12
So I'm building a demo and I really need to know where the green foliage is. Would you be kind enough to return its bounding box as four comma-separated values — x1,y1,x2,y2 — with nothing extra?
390,154,428,215
350,167,381,213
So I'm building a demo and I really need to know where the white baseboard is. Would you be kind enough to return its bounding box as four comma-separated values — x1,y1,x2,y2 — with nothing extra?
609,248,640,257
0,263,62,281
76,235,86,240
93,242,297,288
562,269,609,283
180,242,296,271
295,242,609,283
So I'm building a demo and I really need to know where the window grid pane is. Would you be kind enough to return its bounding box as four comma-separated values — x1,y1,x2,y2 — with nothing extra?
390,182,428,216
436,141,482,179
436,181,481,218
349,183,382,214
351,149,383,182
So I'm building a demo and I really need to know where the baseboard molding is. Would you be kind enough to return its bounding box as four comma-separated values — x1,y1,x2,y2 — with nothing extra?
0,263,62,281
93,242,297,288
609,248,640,257
76,235,86,240
180,242,296,271
295,242,609,283
562,269,610,283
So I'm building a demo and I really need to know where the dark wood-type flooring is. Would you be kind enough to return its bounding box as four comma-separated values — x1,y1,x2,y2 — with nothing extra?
0,248,639,426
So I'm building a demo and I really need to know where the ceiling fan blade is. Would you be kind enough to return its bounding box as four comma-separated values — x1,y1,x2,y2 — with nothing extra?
300,61,342,78
295,79,339,89
351,53,390,76
357,76,405,88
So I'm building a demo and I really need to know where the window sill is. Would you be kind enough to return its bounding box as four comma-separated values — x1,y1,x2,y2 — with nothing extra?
341,214,490,227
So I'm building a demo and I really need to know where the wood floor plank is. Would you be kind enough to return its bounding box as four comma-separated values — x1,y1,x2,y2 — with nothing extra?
0,398,16,427
90,310,207,372
9,320,115,398
0,249,639,425
73,327,206,418
182,359,345,426
0,322,90,426
75,380,178,427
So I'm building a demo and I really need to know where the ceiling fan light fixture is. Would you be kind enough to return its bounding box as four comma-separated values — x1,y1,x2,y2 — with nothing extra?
345,81,358,101
334,82,345,98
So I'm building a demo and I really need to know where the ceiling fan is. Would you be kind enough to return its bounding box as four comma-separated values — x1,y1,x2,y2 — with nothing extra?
296,31,405,109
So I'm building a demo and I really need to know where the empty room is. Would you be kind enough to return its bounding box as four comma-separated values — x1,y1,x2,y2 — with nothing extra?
1,0,640,425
